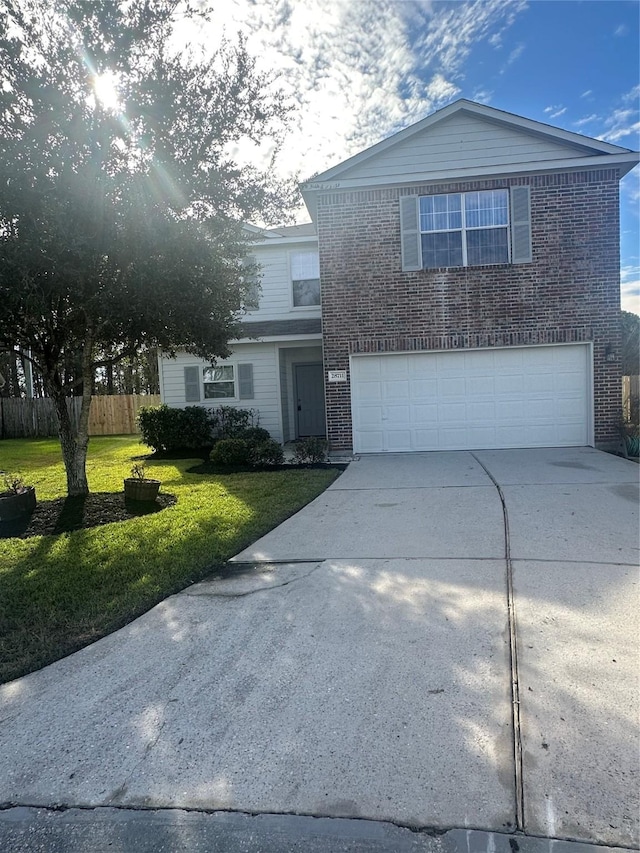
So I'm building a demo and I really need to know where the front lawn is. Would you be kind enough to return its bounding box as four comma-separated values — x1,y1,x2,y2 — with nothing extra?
0,436,339,684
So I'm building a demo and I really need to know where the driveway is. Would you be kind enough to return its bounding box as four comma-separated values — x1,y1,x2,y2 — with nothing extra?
0,448,638,851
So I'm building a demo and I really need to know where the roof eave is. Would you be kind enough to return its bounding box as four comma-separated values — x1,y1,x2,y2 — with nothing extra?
302,99,635,188
301,151,640,207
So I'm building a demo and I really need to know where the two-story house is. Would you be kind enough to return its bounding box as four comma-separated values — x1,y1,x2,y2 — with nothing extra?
159,99,639,454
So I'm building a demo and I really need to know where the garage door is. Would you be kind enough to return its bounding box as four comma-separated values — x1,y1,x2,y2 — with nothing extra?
351,344,590,452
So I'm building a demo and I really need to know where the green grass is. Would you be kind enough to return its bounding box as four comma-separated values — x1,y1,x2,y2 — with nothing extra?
0,436,339,684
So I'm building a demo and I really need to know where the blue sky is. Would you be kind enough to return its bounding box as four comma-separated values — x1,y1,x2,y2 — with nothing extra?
195,0,640,312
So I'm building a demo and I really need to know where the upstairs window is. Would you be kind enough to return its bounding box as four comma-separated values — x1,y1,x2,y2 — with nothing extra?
291,251,321,306
419,189,510,268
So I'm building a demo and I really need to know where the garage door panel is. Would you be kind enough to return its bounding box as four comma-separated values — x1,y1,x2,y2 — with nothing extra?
381,357,408,379
383,380,409,400
410,378,438,396
468,401,497,421
386,405,411,424
467,376,495,395
351,345,590,453
412,403,439,424
357,381,382,402
357,406,384,427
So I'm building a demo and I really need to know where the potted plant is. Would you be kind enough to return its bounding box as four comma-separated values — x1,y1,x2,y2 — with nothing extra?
0,473,37,522
123,464,161,502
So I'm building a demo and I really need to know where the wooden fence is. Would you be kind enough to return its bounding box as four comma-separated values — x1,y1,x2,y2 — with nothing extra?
0,395,161,439
623,375,639,422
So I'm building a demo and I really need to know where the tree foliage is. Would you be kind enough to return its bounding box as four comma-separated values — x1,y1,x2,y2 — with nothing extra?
621,310,639,377
0,0,294,494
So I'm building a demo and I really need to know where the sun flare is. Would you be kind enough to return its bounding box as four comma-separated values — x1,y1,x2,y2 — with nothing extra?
93,71,121,111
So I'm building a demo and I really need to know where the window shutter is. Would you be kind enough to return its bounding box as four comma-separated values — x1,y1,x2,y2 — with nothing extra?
399,195,421,271
510,186,532,264
184,366,200,402
238,363,254,400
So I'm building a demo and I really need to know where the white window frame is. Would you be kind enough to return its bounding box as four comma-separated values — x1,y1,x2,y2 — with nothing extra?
289,250,321,310
419,190,511,269
203,364,236,400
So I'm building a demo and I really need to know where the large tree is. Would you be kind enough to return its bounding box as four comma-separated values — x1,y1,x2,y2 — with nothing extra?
0,0,293,494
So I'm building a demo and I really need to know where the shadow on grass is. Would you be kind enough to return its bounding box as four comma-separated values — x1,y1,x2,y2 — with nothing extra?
0,493,177,539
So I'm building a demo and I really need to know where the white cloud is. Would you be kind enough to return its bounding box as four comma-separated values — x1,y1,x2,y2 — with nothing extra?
614,23,629,37
621,277,640,315
424,73,460,102
573,113,600,128
472,88,493,104
581,89,592,98
589,87,640,147
500,41,525,73
544,104,566,119
179,0,527,216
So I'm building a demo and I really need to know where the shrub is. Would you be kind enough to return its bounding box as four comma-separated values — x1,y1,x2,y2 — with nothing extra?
210,406,259,439
250,439,284,467
138,405,183,453
240,426,271,444
138,405,213,454
294,437,328,464
181,406,215,451
209,438,252,467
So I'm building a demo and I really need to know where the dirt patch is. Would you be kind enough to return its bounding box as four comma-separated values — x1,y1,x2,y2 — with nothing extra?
0,492,177,539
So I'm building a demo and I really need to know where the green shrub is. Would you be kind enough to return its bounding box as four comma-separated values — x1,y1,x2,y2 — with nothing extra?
250,439,284,467
294,437,328,464
181,406,215,450
138,405,213,454
240,426,271,444
209,438,252,467
138,405,183,453
210,406,259,439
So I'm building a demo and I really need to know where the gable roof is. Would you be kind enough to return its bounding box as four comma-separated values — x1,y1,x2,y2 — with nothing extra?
301,99,639,216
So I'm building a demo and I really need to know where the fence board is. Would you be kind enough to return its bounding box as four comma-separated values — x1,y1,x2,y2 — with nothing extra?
0,395,160,439
623,375,639,422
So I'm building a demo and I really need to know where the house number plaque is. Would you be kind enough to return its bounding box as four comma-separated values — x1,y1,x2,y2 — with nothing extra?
327,370,347,383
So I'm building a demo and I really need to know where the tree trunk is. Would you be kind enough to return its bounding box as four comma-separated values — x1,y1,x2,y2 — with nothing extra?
51,388,89,496
46,338,94,497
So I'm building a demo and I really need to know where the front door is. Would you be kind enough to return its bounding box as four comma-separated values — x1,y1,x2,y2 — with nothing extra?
295,363,326,437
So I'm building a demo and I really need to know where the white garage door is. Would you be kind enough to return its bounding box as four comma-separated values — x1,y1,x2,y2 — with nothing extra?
351,344,591,453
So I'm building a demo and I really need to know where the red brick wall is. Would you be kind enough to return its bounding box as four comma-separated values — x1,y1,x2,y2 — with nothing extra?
317,170,621,451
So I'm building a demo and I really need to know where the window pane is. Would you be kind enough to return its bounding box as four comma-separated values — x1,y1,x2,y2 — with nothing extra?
467,228,509,265
421,231,463,268
420,194,461,231
465,190,508,228
203,365,233,382
204,381,235,399
291,251,319,280
293,278,321,306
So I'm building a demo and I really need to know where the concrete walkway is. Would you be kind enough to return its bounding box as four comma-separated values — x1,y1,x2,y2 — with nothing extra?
0,448,638,852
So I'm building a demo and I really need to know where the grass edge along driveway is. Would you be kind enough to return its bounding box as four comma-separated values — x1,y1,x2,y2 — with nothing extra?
0,436,339,684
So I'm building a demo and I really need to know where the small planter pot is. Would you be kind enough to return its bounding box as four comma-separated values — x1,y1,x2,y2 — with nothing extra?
123,478,161,502
0,486,37,522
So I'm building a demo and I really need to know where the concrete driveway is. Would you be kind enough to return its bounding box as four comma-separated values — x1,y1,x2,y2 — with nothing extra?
0,447,638,851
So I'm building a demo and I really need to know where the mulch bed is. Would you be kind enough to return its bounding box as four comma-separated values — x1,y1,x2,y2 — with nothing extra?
0,492,177,539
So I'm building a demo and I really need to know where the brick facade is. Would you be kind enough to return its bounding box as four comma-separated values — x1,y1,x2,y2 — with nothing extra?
317,170,621,451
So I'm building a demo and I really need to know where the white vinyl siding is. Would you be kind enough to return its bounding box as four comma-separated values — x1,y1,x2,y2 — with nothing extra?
245,241,321,322
338,112,591,182
161,345,283,442
351,345,591,453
